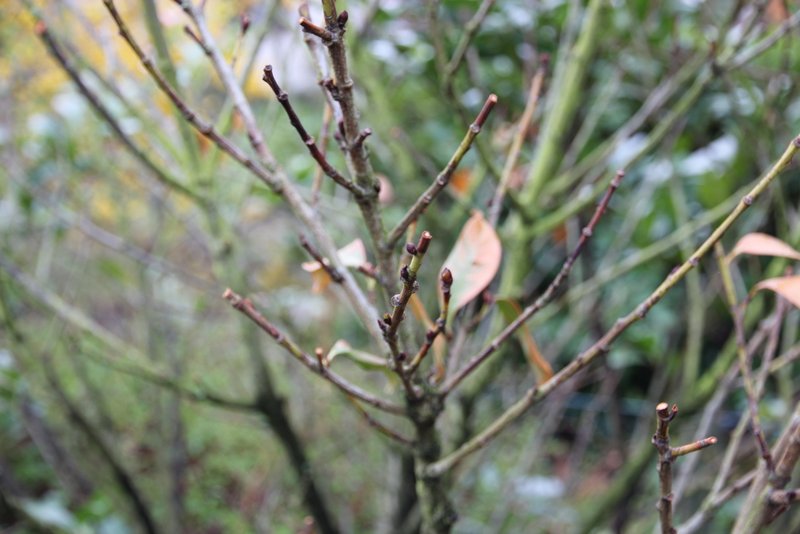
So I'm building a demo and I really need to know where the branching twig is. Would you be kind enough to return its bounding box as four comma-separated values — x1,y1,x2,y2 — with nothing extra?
441,170,624,396
386,94,498,247
652,403,717,534
222,289,403,414
342,395,413,447
443,0,497,84
380,232,434,397
32,19,205,206
426,136,799,476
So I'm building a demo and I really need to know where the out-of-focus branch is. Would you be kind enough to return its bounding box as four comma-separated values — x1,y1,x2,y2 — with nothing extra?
386,94,498,247
31,18,206,206
488,57,548,227
716,243,774,471
442,0,497,85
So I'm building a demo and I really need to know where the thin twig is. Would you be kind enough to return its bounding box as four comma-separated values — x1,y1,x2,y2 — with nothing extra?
441,170,624,395
489,57,548,227
32,19,205,205
223,289,404,415
443,0,497,84
407,268,452,374
386,94,498,247
716,243,774,472
426,135,800,476
262,65,359,195
342,395,413,447
380,233,433,397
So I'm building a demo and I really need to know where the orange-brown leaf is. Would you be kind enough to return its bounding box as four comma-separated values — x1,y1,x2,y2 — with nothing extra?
754,276,800,309
729,233,800,262
442,211,502,318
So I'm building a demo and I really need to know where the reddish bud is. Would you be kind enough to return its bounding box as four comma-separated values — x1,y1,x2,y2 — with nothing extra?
241,13,251,34
440,268,453,287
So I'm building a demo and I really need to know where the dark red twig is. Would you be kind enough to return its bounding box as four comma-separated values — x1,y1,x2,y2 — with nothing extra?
262,65,359,195
441,170,625,395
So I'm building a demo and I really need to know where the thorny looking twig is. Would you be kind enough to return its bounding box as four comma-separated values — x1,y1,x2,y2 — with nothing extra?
652,403,717,534
380,232,434,397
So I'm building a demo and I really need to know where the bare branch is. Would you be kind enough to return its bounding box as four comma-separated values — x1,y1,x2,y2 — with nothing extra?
386,94,498,247
223,289,404,415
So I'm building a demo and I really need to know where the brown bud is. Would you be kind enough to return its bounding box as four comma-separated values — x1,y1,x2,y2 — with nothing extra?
241,13,251,34
440,268,453,287
406,243,417,255
337,10,349,28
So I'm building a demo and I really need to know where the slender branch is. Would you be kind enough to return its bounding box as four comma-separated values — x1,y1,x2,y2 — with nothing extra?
716,243,774,472
441,170,624,395
489,57,548,227
223,289,404,414
386,94,498,247
680,471,757,534
443,0,497,84
407,268,452,374
262,65,359,195
379,233,433,397
426,135,800,476
769,489,800,506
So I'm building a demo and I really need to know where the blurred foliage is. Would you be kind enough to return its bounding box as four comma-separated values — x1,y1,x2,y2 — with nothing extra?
1,0,800,532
